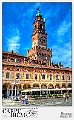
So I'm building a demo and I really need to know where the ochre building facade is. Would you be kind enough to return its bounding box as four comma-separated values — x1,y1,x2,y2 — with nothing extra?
2,9,72,98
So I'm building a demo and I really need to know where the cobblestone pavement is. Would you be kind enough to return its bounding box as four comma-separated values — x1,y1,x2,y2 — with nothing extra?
2,97,72,107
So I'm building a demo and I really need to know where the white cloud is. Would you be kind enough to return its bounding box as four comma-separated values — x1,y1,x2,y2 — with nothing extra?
52,43,72,68
6,26,21,53
21,9,33,28
57,21,71,36
7,36,20,53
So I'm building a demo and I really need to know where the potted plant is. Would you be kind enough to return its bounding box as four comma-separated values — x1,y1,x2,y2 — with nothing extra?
57,94,63,98
52,94,57,98
47,94,52,98
42,94,46,98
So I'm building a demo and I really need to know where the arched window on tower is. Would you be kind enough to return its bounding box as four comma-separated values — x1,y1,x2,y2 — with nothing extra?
35,25,37,30
40,24,42,30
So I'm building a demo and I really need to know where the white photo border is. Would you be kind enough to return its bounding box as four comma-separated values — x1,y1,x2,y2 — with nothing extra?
0,0,73,120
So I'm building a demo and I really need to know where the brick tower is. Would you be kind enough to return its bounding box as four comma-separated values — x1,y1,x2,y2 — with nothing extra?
28,8,52,66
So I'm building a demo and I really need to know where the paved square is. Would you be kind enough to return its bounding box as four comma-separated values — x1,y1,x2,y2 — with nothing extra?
2,97,72,106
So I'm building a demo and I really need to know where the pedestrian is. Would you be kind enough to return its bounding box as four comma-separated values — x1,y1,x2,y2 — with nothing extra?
63,93,66,102
2,94,4,99
21,96,25,103
22,99,25,104
66,94,69,102
25,94,28,104
66,96,68,102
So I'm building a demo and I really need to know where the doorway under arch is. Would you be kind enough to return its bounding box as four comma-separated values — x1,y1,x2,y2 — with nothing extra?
2,84,7,98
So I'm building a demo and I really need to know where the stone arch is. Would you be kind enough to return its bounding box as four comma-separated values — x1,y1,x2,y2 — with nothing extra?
23,83,31,89
2,83,12,98
41,83,47,89
62,83,66,88
55,84,60,88
16,84,22,89
48,83,54,89
2,84,7,90
19,84,22,89
13,85,19,89
68,83,72,88
2,83,11,89
2,84,7,98
33,83,39,88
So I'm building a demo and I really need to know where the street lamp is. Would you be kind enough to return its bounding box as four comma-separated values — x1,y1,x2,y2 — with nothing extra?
11,58,20,100
12,80,20,100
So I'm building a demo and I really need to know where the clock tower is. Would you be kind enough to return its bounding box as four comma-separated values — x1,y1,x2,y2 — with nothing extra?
28,8,52,66
32,8,47,49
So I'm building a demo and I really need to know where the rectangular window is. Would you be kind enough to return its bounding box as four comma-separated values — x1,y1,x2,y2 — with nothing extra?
16,75,20,79
42,74,45,79
15,58,20,62
16,73,20,79
68,76,70,80
7,68,10,70
62,75,64,80
26,74,29,79
35,75,37,79
6,73,9,78
56,75,59,80
10,59,15,62
2,56,7,61
67,75,70,80
50,75,52,80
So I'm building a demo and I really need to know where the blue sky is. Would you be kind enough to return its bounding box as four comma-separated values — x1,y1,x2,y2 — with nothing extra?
2,2,72,68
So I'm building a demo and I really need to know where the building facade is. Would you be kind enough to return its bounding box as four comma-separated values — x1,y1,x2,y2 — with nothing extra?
2,9,72,98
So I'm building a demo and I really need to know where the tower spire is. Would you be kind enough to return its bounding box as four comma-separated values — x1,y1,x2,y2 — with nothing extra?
37,6,39,11
36,6,42,17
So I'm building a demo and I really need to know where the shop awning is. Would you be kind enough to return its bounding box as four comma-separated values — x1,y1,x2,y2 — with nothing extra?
21,88,72,92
